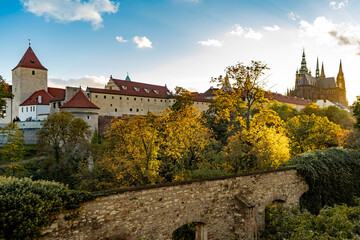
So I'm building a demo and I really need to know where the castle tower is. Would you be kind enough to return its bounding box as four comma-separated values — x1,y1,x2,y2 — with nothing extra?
320,62,326,78
337,60,345,89
12,46,48,119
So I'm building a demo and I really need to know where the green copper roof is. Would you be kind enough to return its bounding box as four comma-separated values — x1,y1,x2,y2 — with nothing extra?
125,75,131,81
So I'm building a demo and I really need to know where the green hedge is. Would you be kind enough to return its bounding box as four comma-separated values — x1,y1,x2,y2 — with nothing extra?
0,177,93,239
283,148,360,214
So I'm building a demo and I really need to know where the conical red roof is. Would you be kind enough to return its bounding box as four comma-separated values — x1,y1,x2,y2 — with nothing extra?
13,47,47,71
60,90,99,109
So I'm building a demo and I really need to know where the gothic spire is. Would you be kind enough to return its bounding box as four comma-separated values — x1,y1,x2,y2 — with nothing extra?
320,62,326,78
315,57,319,78
299,48,308,74
337,59,345,89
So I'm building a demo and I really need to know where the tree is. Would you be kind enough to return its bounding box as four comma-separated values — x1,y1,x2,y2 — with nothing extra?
286,114,343,155
321,105,354,130
171,86,195,111
0,75,12,116
1,123,24,163
100,115,161,187
38,111,91,162
301,103,321,116
37,111,91,186
269,101,299,122
159,106,213,180
352,96,360,131
225,110,290,173
209,61,269,141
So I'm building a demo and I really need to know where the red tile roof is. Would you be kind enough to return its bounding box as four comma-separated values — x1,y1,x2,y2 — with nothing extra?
13,47,47,71
48,87,65,98
100,78,173,99
60,90,99,109
265,92,312,106
20,89,54,106
191,92,211,102
203,87,311,106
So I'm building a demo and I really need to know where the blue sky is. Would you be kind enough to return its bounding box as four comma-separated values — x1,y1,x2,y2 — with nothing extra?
1,0,360,103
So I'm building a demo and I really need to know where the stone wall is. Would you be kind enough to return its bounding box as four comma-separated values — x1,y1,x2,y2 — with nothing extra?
39,168,308,240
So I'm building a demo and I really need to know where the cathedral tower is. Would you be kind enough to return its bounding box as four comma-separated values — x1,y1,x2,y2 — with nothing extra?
12,46,48,119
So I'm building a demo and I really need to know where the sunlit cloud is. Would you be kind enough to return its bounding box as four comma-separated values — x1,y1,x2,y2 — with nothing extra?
198,39,222,47
227,24,262,40
21,0,119,30
115,36,128,43
133,36,153,48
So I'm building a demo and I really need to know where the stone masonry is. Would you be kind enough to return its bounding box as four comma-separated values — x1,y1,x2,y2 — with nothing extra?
39,168,308,240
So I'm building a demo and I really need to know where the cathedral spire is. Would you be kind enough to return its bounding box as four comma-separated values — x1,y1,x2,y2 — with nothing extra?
315,57,320,78
320,62,326,78
299,48,308,74
337,60,345,89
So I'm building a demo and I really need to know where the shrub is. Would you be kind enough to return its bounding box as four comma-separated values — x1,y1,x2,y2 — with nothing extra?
262,202,360,240
283,148,360,214
0,176,93,239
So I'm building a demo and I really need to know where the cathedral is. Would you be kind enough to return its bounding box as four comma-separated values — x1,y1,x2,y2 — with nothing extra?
288,49,348,107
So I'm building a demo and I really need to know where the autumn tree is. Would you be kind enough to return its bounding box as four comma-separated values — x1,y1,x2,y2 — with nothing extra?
159,106,213,180
171,87,194,111
225,109,290,173
208,61,269,145
352,96,360,131
286,114,343,155
100,115,161,187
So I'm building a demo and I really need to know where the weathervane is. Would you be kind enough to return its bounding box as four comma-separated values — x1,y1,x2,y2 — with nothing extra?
28,39,31,46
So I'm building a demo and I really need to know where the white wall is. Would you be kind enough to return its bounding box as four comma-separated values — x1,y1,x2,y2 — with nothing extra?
19,105,50,121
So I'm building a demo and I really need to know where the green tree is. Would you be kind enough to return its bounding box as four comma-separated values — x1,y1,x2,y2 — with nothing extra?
37,111,91,186
286,114,343,155
269,101,299,121
352,96,360,131
321,105,354,130
0,75,12,116
1,122,24,162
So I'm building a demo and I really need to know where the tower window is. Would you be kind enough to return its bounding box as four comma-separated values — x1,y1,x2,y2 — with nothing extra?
134,98,136,101
115,108,117,112
32,71,35,75
120,97,122,100
136,108,139,112
130,108,133,112
104,96,106,99
87,116,90,120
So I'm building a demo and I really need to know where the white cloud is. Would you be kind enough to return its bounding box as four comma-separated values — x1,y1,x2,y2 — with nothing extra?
115,36,127,43
227,24,262,40
329,0,348,9
21,0,119,30
198,39,222,47
288,11,300,21
263,25,280,31
299,16,360,52
49,75,108,89
133,36,153,48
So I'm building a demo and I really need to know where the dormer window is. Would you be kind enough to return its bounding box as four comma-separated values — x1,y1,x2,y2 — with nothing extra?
134,87,140,91
144,88,150,93
153,90,159,94
166,92,171,96
121,86,127,90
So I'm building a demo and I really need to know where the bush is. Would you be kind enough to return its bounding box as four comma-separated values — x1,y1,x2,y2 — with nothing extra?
283,148,360,214
0,177,93,239
262,202,360,240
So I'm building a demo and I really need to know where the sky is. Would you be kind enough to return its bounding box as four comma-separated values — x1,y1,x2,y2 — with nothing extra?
1,0,360,104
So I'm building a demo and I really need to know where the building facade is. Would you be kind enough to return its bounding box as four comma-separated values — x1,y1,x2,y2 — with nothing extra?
288,49,348,107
